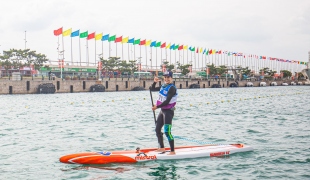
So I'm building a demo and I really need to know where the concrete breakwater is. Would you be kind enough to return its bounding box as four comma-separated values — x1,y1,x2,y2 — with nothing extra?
0,77,302,94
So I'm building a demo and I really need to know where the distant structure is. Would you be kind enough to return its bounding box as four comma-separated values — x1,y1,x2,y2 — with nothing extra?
301,51,310,80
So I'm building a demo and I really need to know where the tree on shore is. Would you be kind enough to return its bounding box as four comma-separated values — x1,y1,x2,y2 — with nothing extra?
0,49,49,76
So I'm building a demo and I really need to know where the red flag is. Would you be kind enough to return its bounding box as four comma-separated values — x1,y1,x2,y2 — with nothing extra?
87,32,95,40
209,49,212,54
196,47,198,53
53,27,62,36
140,39,146,45
115,36,122,43
161,42,166,48
218,50,222,54
178,45,183,50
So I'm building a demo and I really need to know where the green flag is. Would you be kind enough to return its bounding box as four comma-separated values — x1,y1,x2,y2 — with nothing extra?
108,35,116,42
134,39,140,45
192,47,195,52
156,41,161,47
80,31,88,38
174,44,179,50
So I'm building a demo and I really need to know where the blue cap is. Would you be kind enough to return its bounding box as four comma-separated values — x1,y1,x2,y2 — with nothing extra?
163,71,173,78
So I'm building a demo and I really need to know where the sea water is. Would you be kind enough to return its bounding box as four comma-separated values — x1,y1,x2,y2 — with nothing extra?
0,86,309,180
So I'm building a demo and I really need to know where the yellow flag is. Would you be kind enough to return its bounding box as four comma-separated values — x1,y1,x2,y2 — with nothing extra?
166,43,171,49
122,36,129,43
212,49,216,54
95,33,102,40
146,40,151,46
184,45,188,50
199,47,203,53
62,28,72,37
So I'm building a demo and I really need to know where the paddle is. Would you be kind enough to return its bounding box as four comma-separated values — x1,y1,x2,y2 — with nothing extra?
149,86,157,125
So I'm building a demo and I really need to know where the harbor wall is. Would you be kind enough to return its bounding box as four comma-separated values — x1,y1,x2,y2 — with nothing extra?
0,78,305,95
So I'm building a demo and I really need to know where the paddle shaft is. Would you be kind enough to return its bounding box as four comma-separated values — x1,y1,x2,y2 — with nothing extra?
149,88,157,125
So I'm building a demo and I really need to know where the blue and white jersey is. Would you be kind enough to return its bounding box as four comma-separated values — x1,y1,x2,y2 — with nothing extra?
156,84,178,109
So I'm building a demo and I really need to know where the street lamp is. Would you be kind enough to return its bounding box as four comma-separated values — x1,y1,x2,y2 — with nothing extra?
97,54,103,80
137,57,142,78
59,50,64,79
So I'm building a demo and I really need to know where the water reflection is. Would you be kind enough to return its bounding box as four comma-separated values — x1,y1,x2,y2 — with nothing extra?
148,162,180,179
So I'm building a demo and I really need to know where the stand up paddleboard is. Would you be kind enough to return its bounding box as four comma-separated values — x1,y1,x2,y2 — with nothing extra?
59,144,253,164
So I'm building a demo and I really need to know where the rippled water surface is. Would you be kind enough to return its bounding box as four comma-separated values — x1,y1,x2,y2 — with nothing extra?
1,86,310,180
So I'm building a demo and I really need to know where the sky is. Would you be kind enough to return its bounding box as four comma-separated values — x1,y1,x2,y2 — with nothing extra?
0,0,309,70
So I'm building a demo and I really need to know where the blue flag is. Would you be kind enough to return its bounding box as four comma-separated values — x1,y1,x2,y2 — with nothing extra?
150,41,156,47
170,44,175,50
71,30,79,37
102,34,109,41
128,38,134,43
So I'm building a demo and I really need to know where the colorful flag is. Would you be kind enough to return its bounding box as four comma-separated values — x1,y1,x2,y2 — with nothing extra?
205,49,209,55
209,49,212,54
170,44,175,50
122,36,129,43
156,41,161,47
196,48,199,53
150,41,156,47
202,48,206,54
95,33,102,40
192,47,195,52
134,39,140,45
166,43,171,49
189,46,192,51
128,38,134,43
102,34,109,41
71,30,79,37
115,36,122,43
53,27,62,36
174,44,179,50
87,32,95,40
178,45,183,50
140,39,146,45
212,49,216,54
146,40,151,46
199,48,203,53
80,31,88,38
62,28,72,37
161,42,166,48
108,35,116,42
184,45,188,50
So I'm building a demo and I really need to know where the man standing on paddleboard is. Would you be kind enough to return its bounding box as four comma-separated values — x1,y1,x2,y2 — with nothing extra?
151,70,178,155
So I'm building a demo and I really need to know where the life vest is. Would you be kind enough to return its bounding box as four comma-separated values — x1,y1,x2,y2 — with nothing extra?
156,84,178,109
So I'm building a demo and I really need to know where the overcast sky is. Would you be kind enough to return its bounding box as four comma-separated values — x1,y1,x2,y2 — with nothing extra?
0,0,309,67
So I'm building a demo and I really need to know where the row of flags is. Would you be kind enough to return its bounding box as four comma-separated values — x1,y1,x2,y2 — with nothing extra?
53,27,307,65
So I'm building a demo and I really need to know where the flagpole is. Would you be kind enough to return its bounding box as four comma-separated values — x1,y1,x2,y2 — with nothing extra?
145,45,147,70
62,34,65,61
116,42,117,58
150,48,152,70
122,43,124,61
95,39,97,67
87,39,89,66
79,36,81,66
156,48,158,70
128,43,130,62
109,42,111,58
71,36,73,65
140,45,142,69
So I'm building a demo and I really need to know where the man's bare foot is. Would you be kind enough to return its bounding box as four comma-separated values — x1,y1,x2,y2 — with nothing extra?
167,151,176,155
154,148,165,152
